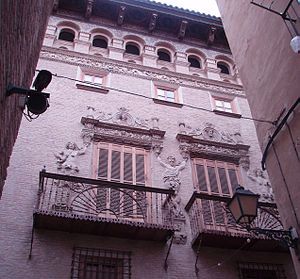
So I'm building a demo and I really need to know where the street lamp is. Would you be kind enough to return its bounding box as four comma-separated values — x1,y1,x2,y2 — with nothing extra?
228,186,298,248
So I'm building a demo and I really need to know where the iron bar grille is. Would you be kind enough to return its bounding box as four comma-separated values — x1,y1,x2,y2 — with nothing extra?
186,193,283,241
71,247,131,279
238,262,287,279
36,172,175,229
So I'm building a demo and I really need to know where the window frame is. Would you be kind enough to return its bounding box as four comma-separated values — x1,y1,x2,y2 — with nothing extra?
152,82,182,107
92,142,150,186
71,247,131,279
76,67,109,94
192,158,242,197
211,96,241,118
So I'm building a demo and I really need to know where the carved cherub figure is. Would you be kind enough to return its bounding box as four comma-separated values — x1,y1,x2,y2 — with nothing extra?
55,142,87,174
157,155,187,190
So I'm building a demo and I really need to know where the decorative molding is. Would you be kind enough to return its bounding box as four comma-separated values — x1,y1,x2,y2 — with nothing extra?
81,107,165,152
40,47,245,97
177,122,250,169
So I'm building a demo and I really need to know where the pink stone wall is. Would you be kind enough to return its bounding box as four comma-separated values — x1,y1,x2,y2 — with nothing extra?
0,14,296,279
216,0,300,276
0,0,53,198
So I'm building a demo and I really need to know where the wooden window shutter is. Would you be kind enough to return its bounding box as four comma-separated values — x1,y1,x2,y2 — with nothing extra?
207,166,218,194
218,167,230,195
136,154,145,185
228,168,239,192
98,148,109,179
124,153,133,183
111,150,121,181
195,163,207,192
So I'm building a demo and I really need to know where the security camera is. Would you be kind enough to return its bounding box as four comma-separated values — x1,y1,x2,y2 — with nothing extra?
290,36,300,54
6,70,52,120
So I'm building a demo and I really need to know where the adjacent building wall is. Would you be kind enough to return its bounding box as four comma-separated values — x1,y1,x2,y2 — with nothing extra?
216,0,300,276
0,0,54,198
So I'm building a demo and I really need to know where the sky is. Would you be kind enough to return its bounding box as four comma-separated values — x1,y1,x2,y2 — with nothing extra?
155,0,221,16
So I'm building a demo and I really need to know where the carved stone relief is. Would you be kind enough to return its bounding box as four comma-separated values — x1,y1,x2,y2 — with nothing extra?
54,142,87,174
40,48,244,96
156,154,188,244
81,107,165,153
177,122,250,170
248,168,274,202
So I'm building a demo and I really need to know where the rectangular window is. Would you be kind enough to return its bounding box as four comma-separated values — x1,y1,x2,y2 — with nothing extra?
94,143,149,186
71,247,131,279
156,87,177,103
214,99,234,113
83,74,103,85
238,262,287,279
193,158,240,196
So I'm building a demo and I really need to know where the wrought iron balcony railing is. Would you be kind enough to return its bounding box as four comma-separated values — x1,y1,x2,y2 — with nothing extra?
34,171,175,241
185,192,287,251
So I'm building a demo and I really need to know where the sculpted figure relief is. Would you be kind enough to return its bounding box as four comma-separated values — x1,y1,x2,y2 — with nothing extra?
157,155,187,218
248,168,274,201
55,142,87,174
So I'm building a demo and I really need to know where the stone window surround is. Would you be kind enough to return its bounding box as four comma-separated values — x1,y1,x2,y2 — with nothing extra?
76,66,110,94
210,94,241,118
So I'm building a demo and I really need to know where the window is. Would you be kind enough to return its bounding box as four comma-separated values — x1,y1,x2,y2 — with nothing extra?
156,88,177,103
217,61,230,74
83,74,103,86
58,28,75,42
95,143,149,185
92,36,108,49
193,158,240,196
72,247,131,279
157,49,171,62
214,99,234,113
188,56,201,69
238,262,287,279
125,43,140,55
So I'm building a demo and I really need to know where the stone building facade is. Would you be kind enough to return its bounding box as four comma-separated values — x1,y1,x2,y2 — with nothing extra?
0,0,53,198
0,0,296,278
216,0,300,276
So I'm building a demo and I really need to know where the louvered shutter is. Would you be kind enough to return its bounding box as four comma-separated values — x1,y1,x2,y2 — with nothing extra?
202,199,213,224
98,148,109,179
207,166,218,194
124,153,133,183
136,154,145,185
218,167,230,195
111,150,121,181
195,164,207,192
228,169,239,192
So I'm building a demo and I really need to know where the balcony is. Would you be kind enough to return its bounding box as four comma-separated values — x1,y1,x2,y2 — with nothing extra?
185,192,288,252
33,171,175,242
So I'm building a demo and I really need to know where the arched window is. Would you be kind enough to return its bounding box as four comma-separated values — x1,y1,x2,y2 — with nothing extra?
217,62,230,74
92,36,108,48
58,28,75,42
125,43,140,55
157,49,171,62
188,56,201,69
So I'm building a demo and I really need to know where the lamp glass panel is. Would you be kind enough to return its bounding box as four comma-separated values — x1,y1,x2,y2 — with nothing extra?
228,197,242,222
238,195,258,218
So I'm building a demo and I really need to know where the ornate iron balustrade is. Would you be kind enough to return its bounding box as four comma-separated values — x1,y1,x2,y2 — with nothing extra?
34,171,175,241
185,192,286,250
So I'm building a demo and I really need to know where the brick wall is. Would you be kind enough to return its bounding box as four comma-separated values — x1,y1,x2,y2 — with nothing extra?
0,0,53,198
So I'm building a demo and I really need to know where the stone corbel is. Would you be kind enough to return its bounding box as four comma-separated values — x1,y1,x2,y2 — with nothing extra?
53,0,59,13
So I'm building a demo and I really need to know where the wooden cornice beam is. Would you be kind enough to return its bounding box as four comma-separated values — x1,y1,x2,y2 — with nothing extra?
207,26,217,46
117,6,126,25
178,20,188,39
85,0,94,19
53,0,59,13
149,13,158,32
